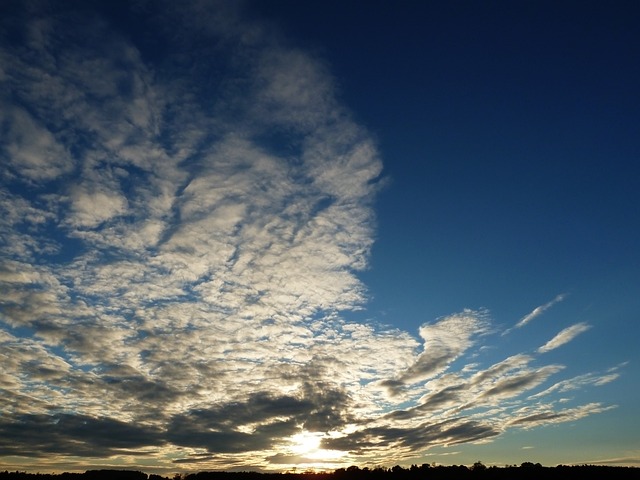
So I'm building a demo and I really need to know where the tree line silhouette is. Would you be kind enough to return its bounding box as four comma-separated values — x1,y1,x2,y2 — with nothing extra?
1,463,639,480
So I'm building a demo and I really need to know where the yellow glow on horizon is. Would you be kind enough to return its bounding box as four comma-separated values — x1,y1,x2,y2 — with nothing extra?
306,448,347,460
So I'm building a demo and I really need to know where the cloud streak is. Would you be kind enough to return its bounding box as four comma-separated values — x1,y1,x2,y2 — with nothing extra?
538,323,592,353
503,294,566,335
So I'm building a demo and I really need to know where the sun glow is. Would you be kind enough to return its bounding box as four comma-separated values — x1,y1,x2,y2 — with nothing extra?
290,431,322,455
287,431,347,463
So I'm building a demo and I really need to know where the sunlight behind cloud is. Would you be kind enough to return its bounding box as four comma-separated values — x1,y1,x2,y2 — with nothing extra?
289,432,322,455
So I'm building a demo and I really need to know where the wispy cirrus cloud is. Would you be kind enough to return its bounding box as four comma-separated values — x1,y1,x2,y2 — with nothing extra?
0,0,620,473
503,293,566,335
507,402,615,429
529,364,624,401
538,323,592,353
584,455,640,466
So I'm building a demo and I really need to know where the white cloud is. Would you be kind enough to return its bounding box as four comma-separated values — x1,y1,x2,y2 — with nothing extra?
378,311,489,397
529,367,622,400
508,402,615,429
504,293,566,335
69,186,129,228
0,105,74,182
538,322,591,353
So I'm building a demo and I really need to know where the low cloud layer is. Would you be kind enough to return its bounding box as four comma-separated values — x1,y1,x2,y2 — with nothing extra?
0,0,620,473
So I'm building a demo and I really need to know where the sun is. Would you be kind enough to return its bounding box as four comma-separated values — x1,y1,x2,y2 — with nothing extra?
287,431,348,463
289,431,322,455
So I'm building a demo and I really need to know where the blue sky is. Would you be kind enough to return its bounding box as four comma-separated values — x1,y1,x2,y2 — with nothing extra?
1,0,639,474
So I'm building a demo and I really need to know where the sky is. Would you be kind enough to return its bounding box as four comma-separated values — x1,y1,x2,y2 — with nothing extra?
1,0,639,474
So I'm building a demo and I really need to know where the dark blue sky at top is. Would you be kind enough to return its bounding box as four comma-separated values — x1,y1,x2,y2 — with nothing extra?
249,0,640,333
